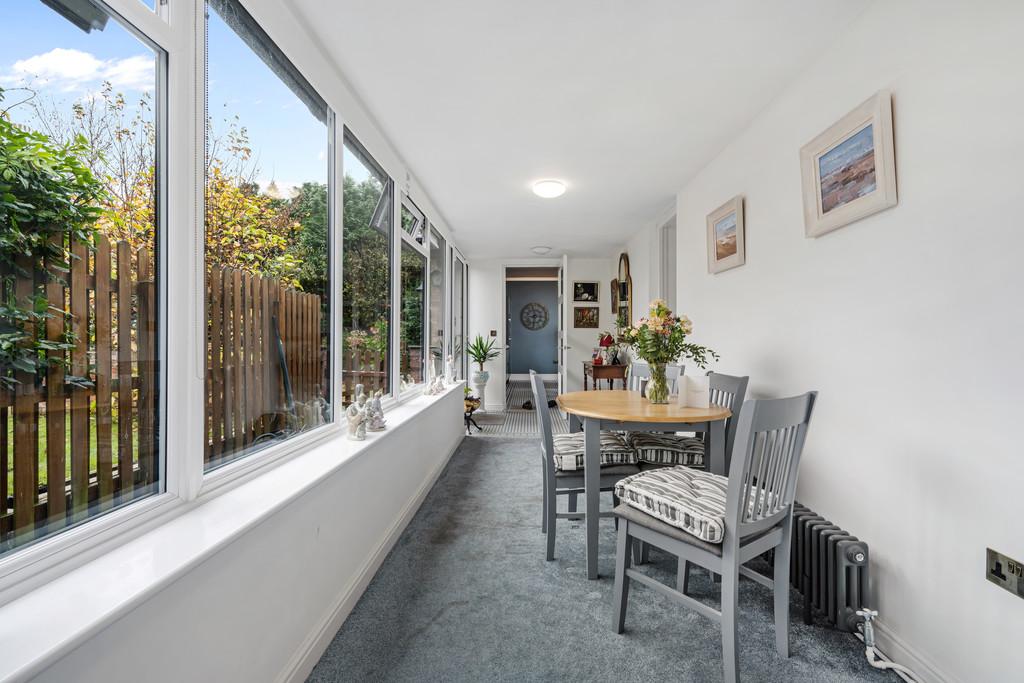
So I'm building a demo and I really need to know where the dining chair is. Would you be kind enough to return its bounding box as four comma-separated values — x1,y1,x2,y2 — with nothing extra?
530,371,640,561
610,392,818,683
631,371,749,471
626,362,684,394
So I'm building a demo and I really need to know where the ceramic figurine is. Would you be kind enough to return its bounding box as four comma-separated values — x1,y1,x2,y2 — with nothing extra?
367,389,387,431
445,354,457,384
426,374,445,395
346,400,368,441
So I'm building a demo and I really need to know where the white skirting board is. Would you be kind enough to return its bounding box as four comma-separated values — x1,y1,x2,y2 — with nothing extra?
872,618,955,683
275,436,464,683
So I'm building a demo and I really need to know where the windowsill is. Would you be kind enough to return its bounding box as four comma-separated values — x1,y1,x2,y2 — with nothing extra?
0,382,463,683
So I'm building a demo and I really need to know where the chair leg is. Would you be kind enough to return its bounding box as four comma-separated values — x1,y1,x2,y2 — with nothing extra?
541,485,548,534
612,521,632,634
676,558,691,595
568,492,578,514
774,539,791,658
545,486,557,561
721,567,740,683
631,538,644,565
640,541,650,564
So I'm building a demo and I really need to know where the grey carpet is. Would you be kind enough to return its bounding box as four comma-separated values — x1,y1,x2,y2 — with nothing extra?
308,437,895,683
474,380,568,436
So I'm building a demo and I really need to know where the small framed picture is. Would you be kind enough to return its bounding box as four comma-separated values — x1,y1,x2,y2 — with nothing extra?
573,281,599,302
706,195,745,274
800,90,897,237
573,306,599,328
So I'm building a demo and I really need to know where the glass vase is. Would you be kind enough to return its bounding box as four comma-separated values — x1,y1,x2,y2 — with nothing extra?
646,362,670,404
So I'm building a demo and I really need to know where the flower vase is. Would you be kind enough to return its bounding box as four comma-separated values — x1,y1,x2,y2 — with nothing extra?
645,363,670,404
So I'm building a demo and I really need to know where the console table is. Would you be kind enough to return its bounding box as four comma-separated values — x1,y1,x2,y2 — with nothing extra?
582,361,627,390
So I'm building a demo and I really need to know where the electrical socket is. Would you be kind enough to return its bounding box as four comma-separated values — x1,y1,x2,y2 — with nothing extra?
986,548,1024,599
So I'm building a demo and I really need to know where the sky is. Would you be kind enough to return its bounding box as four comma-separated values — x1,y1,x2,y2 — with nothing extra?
0,0,334,194
818,124,874,179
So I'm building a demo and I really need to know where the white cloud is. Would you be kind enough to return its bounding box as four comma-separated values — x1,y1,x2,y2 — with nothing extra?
2,48,153,93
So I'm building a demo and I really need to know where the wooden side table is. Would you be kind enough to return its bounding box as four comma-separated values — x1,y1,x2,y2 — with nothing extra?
582,361,627,390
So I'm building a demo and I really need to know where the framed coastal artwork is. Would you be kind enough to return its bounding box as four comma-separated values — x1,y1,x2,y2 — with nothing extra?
573,281,599,302
706,195,745,274
800,90,897,238
573,306,599,328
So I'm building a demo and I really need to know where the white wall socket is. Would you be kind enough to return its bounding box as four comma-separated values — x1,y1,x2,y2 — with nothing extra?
986,548,1024,599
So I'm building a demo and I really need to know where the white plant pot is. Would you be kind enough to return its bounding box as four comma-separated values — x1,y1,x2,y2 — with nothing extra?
472,369,489,412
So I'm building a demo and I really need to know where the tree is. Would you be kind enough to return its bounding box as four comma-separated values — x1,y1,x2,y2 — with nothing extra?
0,88,106,388
342,174,390,333
292,181,328,294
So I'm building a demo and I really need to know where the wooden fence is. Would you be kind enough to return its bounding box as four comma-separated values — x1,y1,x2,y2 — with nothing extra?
1,236,157,544
1,236,327,548
204,268,324,466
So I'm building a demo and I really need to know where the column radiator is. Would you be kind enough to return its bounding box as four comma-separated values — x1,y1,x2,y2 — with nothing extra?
790,502,870,632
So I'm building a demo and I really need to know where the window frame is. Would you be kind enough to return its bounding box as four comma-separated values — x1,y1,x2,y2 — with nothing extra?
427,224,448,381
0,0,467,604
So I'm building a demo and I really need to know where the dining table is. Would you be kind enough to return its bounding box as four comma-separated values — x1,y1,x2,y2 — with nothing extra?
556,390,732,580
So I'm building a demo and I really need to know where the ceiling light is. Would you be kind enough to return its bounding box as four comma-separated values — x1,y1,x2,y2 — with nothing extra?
531,246,552,255
532,179,567,198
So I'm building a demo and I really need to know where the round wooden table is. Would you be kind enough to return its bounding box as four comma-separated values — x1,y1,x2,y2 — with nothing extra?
556,390,732,579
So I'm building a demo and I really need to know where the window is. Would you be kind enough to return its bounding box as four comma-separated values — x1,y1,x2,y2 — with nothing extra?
204,0,332,471
0,0,164,555
342,134,392,405
428,227,446,378
452,253,467,381
399,198,427,388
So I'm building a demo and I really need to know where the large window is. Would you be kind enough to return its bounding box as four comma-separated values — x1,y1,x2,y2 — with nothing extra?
342,134,392,405
204,0,332,470
399,199,427,388
0,0,163,555
428,227,446,379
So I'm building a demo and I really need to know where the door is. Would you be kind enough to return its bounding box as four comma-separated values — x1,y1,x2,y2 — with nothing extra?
557,254,569,395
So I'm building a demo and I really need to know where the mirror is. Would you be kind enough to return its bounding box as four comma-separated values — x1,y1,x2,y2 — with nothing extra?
617,253,632,326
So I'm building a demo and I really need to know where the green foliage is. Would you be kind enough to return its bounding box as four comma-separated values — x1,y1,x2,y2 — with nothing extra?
342,174,391,333
0,89,106,388
292,181,328,294
466,334,500,370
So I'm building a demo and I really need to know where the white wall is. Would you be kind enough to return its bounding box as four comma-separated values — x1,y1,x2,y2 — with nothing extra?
564,258,614,390
33,391,464,683
660,1,1024,680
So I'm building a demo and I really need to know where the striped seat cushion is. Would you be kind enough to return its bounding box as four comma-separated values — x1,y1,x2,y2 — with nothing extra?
614,467,731,543
630,433,705,467
551,432,636,471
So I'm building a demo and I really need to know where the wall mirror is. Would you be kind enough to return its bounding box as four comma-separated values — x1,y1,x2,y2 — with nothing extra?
617,253,632,326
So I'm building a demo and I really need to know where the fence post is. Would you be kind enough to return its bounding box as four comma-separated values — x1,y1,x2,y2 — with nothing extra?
13,255,39,540
136,248,156,490
117,241,134,497
95,235,113,509
46,235,67,523
69,241,89,521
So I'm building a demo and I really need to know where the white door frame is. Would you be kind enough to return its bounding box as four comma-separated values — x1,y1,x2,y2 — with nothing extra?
499,259,563,408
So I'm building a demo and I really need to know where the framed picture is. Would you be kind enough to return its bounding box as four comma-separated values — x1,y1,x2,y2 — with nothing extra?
573,281,599,302
573,306,599,328
800,90,897,238
706,195,745,274
610,278,618,314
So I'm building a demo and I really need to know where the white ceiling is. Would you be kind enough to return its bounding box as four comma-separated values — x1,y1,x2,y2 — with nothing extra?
289,0,871,259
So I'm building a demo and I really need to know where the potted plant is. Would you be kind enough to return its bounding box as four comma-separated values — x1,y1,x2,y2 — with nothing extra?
466,334,500,410
621,299,719,404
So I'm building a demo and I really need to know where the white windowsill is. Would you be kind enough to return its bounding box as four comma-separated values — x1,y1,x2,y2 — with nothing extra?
0,382,463,683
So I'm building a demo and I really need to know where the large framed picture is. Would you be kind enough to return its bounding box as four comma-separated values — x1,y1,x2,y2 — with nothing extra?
706,195,745,274
800,90,897,238
573,306,599,328
573,281,599,302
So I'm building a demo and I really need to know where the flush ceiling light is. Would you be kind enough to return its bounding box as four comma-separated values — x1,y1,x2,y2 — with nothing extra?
532,179,567,198
530,246,552,255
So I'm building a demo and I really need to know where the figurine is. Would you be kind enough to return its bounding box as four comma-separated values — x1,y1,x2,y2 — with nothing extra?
425,374,445,395
445,354,457,384
346,400,368,441
367,389,387,431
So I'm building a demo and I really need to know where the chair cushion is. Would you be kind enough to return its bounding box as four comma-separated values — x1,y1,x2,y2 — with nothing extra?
614,467,731,543
630,433,705,467
551,432,636,471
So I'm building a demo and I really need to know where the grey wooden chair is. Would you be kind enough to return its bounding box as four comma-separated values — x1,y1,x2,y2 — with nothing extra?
611,392,818,683
530,371,639,561
626,362,684,394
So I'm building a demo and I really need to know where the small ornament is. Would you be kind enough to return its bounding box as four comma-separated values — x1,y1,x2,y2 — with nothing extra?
367,389,387,431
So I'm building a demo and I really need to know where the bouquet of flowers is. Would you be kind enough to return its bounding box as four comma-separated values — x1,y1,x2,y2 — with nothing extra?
621,299,719,403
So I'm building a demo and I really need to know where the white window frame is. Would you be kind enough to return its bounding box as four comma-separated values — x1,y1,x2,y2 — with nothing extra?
395,194,429,398
0,0,468,606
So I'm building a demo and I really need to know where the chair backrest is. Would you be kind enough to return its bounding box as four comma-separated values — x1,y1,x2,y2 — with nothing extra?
725,392,818,542
628,362,685,393
707,372,750,461
530,371,556,478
